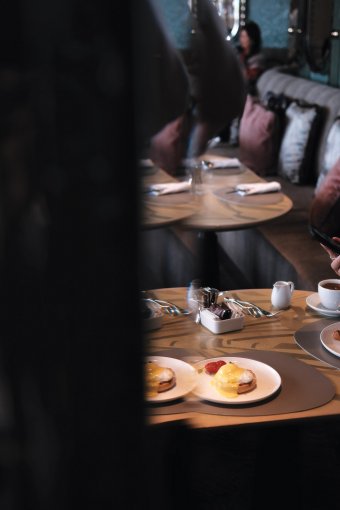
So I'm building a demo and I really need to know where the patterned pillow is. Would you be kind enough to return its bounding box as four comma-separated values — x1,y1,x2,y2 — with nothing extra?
278,100,323,184
310,157,340,237
263,91,291,117
262,91,291,141
316,117,340,190
239,95,281,176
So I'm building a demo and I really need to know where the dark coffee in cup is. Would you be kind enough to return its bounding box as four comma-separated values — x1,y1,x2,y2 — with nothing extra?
318,279,340,309
321,282,340,290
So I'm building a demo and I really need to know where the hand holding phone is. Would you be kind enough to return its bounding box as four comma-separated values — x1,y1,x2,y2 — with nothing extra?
309,225,340,255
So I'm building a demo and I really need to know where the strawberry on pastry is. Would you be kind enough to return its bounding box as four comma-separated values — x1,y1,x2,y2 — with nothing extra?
204,360,226,375
332,330,340,341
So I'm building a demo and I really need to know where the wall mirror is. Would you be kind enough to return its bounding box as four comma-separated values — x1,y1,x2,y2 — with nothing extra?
303,0,333,73
289,0,334,73
212,0,247,40
287,0,304,64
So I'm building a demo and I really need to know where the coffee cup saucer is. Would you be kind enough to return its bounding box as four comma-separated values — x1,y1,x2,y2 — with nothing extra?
306,293,340,317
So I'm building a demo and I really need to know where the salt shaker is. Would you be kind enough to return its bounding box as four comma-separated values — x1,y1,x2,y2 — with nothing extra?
185,159,208,195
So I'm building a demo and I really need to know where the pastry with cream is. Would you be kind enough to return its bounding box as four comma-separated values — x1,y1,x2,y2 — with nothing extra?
211,361,256,398
145,361,176,397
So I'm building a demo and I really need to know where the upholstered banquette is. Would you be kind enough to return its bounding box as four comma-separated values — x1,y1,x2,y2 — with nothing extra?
218,67,340,291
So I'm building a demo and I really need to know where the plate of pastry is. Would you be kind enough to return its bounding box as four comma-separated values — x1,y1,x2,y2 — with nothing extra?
320,322,340,358
192,357,281,404
144,356,198,403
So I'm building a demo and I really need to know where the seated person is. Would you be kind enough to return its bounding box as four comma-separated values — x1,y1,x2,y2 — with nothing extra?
237,20,265,96
228,20,265,145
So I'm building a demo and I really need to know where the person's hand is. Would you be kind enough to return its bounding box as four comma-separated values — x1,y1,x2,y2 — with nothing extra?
320,236,340,276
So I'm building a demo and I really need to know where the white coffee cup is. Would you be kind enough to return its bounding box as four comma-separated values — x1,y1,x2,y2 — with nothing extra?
318,279,340,310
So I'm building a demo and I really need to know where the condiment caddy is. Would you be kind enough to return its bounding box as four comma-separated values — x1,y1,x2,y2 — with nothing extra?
200,307,244,334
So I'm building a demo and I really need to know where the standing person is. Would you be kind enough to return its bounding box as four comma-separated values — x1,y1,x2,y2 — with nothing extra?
135,0,190,156
148,0,246,174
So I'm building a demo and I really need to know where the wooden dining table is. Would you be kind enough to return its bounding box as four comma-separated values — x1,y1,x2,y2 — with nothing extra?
140,152,293,287
141,161,293,231
144,287,340,430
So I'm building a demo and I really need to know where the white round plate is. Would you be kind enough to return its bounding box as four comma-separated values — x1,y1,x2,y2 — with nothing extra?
306,293,340,317
192,357,281,405
320,322,340,358
145,356,198,403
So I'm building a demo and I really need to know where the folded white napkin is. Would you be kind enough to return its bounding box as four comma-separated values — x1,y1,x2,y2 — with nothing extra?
148,181,191,195
201,155,241,168
235,181,281,196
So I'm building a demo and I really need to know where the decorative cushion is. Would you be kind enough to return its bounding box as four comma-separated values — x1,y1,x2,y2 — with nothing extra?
263,90,291,145
239,95,281,176
316,117,340,190
278,100,323,184
310,157,340,237
263,91,291,117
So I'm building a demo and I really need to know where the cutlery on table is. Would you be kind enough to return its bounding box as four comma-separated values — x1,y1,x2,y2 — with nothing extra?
141,295,190,316
143,181,191,196
224,297,281,318
224,181,282,196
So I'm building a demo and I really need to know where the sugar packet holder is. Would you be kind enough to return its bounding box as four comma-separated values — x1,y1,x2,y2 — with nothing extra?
200,308,244,334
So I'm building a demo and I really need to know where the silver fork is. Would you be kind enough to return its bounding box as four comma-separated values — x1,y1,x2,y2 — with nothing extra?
224,298,281,318
142,298,191,316
226,300,260,317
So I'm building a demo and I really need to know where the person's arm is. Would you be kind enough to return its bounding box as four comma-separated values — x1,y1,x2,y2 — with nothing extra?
320,236,340,275
332,256,340,276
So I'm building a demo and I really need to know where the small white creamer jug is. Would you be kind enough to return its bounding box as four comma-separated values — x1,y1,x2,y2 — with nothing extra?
271,281,294,309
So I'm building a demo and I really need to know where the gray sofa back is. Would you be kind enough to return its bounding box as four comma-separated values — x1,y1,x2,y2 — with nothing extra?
256,68,340,180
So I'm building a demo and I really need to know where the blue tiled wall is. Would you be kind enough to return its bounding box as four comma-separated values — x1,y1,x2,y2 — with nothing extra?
156,0,291,49
248,0,290,48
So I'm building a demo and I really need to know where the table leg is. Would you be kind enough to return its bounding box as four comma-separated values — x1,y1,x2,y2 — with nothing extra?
196,231,252,291
197,231,220,288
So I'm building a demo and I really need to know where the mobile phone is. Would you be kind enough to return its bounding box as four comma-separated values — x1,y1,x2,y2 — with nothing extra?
309,224,340,255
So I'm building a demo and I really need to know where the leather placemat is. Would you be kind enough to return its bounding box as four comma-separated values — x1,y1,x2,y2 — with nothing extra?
294,318,340,369
213,187,284,206
146,349,335,417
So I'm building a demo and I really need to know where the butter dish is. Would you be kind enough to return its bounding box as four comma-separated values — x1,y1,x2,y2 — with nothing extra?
200,308,244,334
